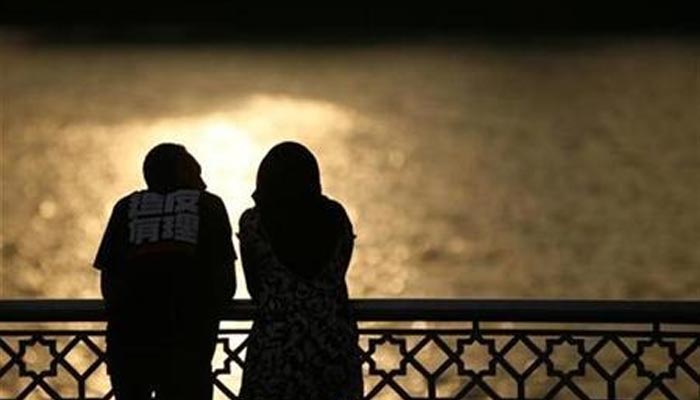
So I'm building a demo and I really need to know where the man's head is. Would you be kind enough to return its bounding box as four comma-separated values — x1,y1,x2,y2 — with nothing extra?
143,143,206,192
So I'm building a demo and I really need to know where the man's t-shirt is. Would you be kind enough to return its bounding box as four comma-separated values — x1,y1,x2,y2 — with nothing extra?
94,189,236,346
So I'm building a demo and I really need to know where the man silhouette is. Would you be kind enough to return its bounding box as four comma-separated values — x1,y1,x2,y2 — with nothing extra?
94,143,236,400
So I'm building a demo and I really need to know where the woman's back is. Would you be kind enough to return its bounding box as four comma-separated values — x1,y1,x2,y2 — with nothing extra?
238,201,362,400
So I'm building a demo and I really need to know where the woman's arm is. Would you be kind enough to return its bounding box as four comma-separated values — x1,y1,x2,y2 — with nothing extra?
335,203,356,277
238,208,272,302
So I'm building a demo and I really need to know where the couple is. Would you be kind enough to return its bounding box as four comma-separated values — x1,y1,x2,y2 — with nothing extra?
94,142,363,400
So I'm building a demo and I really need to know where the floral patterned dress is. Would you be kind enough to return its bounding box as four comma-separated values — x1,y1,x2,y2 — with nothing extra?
238,208,363,400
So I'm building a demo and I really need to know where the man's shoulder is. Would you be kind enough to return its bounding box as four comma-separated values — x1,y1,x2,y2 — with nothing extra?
111,191,141,214
200,190,224,203
199,191,227,211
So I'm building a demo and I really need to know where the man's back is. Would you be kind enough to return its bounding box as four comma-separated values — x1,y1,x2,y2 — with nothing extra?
95,189,235,346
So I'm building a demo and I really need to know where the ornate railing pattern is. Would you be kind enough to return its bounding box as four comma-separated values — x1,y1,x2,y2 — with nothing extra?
1,299,699,400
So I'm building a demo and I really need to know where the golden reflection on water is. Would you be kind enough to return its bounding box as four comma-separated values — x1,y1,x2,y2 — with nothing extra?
1,40,699,302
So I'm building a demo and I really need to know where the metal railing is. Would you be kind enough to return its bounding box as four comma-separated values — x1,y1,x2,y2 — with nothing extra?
1,299,699,399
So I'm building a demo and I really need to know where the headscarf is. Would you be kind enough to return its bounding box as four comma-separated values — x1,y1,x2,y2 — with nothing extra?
143,143,206,192
253,141,342,278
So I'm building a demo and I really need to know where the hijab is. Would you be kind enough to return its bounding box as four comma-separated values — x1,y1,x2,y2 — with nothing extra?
253,142,342,278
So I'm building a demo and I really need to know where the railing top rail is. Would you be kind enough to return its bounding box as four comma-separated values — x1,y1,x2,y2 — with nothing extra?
0,299,699,324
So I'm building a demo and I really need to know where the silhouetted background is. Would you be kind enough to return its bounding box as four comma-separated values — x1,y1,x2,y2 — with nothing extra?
1,4,698,299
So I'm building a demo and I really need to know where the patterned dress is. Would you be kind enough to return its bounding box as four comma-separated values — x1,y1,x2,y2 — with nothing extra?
238,207,363,400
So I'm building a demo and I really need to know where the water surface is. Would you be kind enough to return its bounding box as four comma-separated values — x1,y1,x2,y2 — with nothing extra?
1,37,698,300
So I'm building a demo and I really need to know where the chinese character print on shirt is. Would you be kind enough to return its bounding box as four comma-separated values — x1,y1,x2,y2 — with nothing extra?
128,190,201,245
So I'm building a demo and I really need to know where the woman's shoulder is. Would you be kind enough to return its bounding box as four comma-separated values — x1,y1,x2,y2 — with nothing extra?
238,207,262,229
322,197,354,237
322,197,347,217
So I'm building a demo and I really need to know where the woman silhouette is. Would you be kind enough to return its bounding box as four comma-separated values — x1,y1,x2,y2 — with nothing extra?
238,142,362,400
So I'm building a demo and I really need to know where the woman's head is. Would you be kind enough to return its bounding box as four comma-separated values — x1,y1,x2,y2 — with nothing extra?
253,141,321,207
143,143,206,192
252,142,347,277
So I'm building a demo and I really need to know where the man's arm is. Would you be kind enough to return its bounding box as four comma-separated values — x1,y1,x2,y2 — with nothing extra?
212,196,237,304
93,199,128,305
